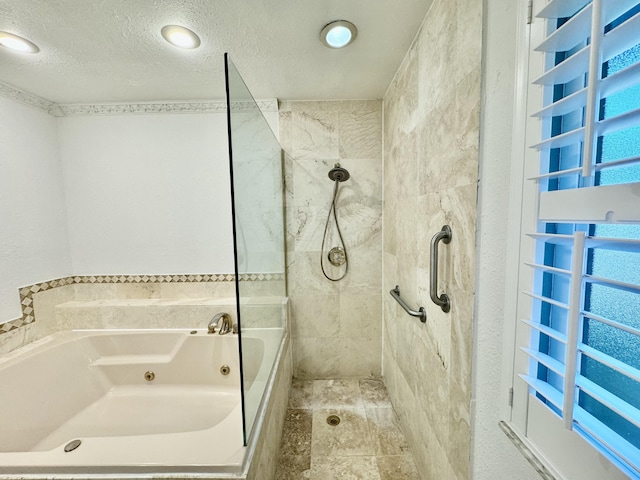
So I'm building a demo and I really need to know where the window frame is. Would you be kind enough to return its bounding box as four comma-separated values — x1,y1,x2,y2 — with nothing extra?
503,1,640,478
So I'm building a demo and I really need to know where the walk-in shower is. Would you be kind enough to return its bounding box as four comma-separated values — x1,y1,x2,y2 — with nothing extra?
321,163,350,281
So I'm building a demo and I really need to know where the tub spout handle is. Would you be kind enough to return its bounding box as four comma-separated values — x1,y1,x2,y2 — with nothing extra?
208,313,232,335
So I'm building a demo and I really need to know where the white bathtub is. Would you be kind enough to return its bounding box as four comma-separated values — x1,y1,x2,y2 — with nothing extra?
0,328,283,477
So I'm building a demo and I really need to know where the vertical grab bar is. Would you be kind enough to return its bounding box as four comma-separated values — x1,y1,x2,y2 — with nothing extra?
430,225,452,313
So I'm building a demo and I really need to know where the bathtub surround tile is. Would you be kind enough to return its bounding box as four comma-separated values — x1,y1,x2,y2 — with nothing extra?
247,333,292,480
1,272,284,355
279,409,313,456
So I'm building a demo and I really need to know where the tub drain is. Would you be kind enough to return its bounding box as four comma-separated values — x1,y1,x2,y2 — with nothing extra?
326,415,341,426
64,439,81,452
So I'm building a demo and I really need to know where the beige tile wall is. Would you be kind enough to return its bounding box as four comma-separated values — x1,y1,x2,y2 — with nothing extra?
279,101,383,379
382,0,482,478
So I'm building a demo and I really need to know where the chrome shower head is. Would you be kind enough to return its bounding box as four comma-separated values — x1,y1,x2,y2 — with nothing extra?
328,163,350,182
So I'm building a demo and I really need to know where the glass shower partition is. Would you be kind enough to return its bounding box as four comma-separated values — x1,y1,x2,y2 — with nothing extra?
224,53,287,445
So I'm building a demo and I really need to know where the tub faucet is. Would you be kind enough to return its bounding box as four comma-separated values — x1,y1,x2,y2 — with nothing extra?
208,312,232,335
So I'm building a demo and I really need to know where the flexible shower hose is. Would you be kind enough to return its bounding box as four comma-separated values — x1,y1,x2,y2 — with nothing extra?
320,179,349,281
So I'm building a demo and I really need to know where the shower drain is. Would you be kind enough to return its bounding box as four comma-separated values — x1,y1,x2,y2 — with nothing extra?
326,414,341,426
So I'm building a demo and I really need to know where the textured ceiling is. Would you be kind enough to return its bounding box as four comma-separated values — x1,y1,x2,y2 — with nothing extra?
0,0,433,104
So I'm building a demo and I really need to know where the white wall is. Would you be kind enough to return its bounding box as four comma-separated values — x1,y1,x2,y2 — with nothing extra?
471,0,539,478
57,112,236,274
0,97,72,322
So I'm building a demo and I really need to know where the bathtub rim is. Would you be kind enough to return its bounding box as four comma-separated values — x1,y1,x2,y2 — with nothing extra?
0,324,290,479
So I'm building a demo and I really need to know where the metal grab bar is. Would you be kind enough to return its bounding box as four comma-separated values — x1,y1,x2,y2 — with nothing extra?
389,285,427,323
430,225,452,313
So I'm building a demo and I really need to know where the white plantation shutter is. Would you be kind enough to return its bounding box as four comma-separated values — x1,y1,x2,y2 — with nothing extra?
512,0,640,477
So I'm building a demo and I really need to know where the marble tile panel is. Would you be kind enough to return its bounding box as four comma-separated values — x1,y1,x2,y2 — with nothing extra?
338,246,382,297
113,282,161,299
376,455,420,480
311,408,375,456
448,378,471,480
449,284,474,400
385,43,419,135
288,251,339,297
275,455,311,480
279,409,313,456
417,266,452,371
159,281,235,298
365,407,411,456
288,205,326,253
415,329,450,449
293,337,380,379
454,0,483,83
290,157,339,209
291,111,339,161
338,294,381,339
417,106,475,197
359,379,392,408
338,109,382,159
417,0,457,116
310,455,380,480
288,379,314,409
0,322,36,355
31,285,75,337
278,110,293,153
312,379,363,409
73,283,119,300
455,67,482,159
293,337,342,379
290,295,339,338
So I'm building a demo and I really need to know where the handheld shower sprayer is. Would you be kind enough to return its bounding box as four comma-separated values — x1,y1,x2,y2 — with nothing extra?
321,163,350,281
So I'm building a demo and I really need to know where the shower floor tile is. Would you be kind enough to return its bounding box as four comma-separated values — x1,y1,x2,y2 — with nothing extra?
275,378,420,480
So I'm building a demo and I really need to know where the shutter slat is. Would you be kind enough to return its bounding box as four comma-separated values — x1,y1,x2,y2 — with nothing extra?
577,375,640,429
532,88,587,118
525,262,572,276
535,4,592,53
524,291,570,310
602,10,640,64
579,343,640,383
585,274,640,294
594,155,640,172
528,233,640,252
528,167,582,181
537,0,590,19
521,319,568,343
598,106,640,136
533,45,590,86
520,374,564,411
582,311,640,337
521,347,567,376
601,60,640,98
531,126,585,150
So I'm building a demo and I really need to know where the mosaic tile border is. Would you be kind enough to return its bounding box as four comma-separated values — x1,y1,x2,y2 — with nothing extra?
0,81,279,117
1,272,285,336
498,421,557,480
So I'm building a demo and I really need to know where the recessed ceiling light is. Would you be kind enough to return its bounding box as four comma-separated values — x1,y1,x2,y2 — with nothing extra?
161,25,201,49
0,31,39,54
320,20,357,49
